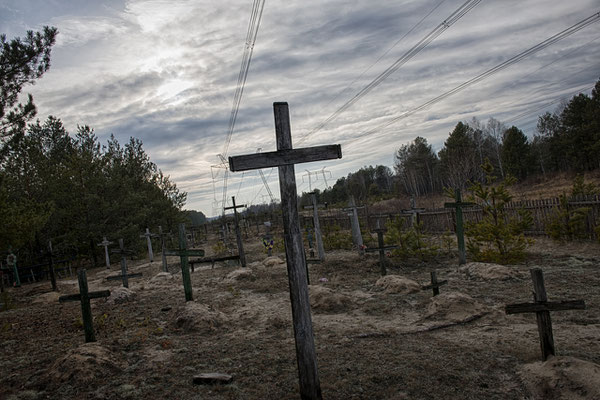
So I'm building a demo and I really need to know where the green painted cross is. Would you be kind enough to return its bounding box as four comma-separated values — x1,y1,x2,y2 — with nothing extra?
108,239,142,288
97,237,113,269
229,102,341,400
163,223,205,301
421,271,447,296
59,269,111,343
224,196,247,268
444,189,475,265
505,268,585,361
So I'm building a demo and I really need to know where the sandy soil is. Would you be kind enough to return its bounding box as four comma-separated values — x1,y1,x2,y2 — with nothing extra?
1,237,599,399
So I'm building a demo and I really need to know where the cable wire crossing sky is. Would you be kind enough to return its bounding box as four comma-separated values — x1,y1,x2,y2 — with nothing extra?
1,0,598,215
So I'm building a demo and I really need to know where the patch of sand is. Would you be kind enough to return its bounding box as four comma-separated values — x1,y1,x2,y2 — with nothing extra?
375,275,421,294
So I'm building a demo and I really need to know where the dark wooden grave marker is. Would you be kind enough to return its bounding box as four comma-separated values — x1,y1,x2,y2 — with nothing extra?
59,268,111,343
224,196,247,268
365,227,398,276
46,240,58,292
108,239,142,288
444,189,475,265
229,102,341,400
164,223,205,301
97,237,113,269
421,271,447,296
505,268,585,360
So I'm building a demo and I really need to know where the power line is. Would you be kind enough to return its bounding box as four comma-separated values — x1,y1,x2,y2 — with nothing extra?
297,0,482,145
356,11,600,139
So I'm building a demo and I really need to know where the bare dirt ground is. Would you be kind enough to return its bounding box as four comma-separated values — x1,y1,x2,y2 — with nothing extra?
1,236,599,399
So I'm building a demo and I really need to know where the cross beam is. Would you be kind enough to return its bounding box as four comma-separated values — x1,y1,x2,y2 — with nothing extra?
229,102,340,400
108,239,140,288
59,269,110,342
163,223,205,301
421,271,447,296
366,228,398,276
444,189,475,265
224,196,247,267
505,268,585,360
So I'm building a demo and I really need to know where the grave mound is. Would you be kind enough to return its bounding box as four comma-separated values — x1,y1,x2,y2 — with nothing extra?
309,285,352,313
248,261,265,270
44,342,125,386
375,275,421,294
172,302,227,333
92,269,114,279
150,272,174,284
224,268,255,282
422,291,489,323
32,291,61,304
263,256,285,267
460,262,521,280
107,287,136,304
520,356,600,399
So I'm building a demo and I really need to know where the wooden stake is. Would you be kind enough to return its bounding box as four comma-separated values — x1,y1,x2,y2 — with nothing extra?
224,196,247,267
444,189,475,265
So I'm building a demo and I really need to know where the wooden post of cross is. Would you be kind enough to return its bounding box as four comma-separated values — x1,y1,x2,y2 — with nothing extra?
97,237,113,269
107,239,142,288
444,189,475,265
303,192,326,261
163,223,205,301
140,228,156,262
505,268,585,361
6,247,20,287
224,196,247,268
342,195,364,255
421,271,447,296
59,269,111,342
47,240,58,292
229,102,341,400
158,226,171,273
365,227,398,276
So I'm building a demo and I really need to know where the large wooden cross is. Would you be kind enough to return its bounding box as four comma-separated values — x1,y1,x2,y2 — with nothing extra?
59,269,111,343
229,102,341,400
108,239,142,288
97,237,113,269
444,189,475,265
505,268,585,360
224,196,247,268
303,192,326,261
163,223,205,301
342,195,364,255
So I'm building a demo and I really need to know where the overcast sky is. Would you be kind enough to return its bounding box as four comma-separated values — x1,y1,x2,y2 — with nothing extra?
1,0,599,216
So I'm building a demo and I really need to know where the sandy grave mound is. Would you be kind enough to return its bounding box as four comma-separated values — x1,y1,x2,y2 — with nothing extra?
32,291,61,304
375,275,421,294
92,269,114,279
172,302,227,333
149,272,174,285
263,256,286,267
106,287,136,304
421,291,489,323
44,342,125,386
223,268,256,283
248,261,265,270
460,262,521,280
520,356,600,399
309,285,353,313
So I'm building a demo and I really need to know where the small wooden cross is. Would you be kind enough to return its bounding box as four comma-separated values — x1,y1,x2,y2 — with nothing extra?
342,195,364,255
163,223,205,302
505,268,585,361
444,189,475,265
402,197,426,227
303,192,326,261
108,239,142,288
365,227,398,276
157,226,172,272
229,102,341,400
59,269,111,343
6,246,20,287
140,228,158,262
224,196,247,268
97,237,113,269
421,271,447,296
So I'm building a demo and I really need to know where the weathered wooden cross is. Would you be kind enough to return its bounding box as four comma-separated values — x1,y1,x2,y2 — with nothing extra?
6,247,20,287
342,195,364,255
229,102,341,400
59,268,111,343
224,196,247,268
505,268,585,361
163,223,205,302
303,192,326,261
97,237,113,269
421,271,447,296
140,228,158,262
46,240,58,292
365,226,398,276
107,239,142,288
444,189,475,265
403,197,426,228
157,226,171,272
